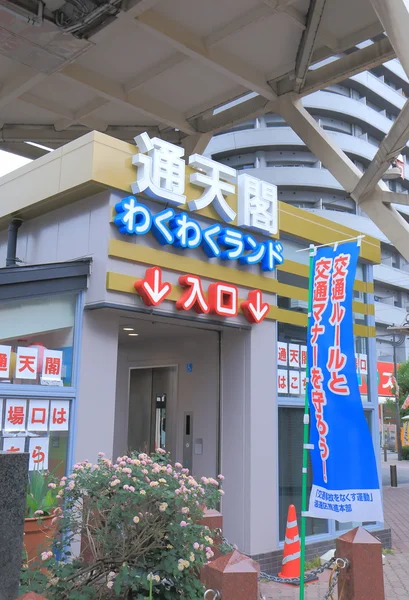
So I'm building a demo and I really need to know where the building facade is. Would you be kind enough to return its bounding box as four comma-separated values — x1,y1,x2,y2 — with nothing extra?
206,54,409,369
0,131,388,570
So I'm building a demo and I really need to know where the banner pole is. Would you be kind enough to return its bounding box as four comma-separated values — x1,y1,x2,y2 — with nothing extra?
299,245,315,600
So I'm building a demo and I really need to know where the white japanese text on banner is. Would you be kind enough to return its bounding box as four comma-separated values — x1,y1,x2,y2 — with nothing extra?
307,241,383,523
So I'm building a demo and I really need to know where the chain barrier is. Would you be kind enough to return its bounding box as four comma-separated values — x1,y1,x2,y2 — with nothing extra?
259,557,335,586
260,558,349,600
323,558,349,600
203,589,221,600
214,529,349,600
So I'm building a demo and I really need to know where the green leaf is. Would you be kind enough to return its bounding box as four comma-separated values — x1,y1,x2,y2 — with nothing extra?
26,494,38,512
26,469,58,517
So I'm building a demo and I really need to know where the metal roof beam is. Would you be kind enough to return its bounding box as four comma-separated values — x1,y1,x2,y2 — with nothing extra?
352,100,409,200
351,1,409,202
358,196,409,259
370,0,409,81
0,142,48,160
204,38,395,134
20,93,108,132
181,133,213,158
54,98,109,132
193,95,272,134
126,1,299,94
0,66,46,110
0,124,163,145
371,191,409,206
276,94,362,192
276,94,409,263
118,0,162,18
136,10,277,101
293,0,328,93
279,37,396,96
60,64,196,134
204,3,274,46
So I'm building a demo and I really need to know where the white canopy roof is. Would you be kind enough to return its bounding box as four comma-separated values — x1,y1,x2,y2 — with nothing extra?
0,0,394,157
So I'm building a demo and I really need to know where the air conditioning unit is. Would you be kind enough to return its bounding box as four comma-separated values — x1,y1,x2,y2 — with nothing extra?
290,299,308,310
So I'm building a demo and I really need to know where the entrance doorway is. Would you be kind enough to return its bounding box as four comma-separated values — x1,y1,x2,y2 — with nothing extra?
117,315,221,478
128,366,177,456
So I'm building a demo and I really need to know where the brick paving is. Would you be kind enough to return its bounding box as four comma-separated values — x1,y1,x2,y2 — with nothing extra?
260,570,335,599
381,484,409,600
261,461,409,599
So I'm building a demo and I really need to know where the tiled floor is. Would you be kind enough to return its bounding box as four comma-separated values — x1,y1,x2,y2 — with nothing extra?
261,464,409,600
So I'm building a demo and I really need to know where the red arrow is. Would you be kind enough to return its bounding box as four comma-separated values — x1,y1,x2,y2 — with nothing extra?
134,267,172,307
241,290,269,324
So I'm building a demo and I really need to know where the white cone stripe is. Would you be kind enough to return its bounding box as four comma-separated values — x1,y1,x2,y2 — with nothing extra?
285,535,300,545
287,520,298,528
282,551,301,565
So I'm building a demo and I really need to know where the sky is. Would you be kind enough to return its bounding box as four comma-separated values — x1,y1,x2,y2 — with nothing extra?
0,149,32,178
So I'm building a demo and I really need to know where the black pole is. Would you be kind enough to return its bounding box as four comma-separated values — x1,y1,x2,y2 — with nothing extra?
390,464,398,487
5,219,22,267
393,332,403,461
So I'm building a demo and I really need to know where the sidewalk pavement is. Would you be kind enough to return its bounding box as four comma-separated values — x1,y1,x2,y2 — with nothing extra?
261,468,409,599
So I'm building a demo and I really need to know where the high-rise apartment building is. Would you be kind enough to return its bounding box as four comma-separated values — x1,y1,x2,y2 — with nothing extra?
206,53,409,365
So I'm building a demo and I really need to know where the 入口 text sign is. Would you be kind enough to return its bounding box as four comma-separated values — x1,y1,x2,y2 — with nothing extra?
134,266,270,324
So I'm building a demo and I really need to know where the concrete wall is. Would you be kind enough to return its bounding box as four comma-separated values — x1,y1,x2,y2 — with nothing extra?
0,191,110,305
220,328,249,551
221,320,278,556
74,308,119,463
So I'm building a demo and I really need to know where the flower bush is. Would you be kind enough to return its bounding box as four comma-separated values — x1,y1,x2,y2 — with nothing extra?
20,449,229,599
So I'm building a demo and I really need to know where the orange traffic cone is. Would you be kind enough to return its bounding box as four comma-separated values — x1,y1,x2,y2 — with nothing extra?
278,505,300,579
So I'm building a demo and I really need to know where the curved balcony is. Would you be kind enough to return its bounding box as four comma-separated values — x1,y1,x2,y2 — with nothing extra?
374,264,409,289
350,72,406,112
374,302,407,326
383,59,408,84
206,127,378,163
206,125,409,190
303,92,395,140
240,166,343,192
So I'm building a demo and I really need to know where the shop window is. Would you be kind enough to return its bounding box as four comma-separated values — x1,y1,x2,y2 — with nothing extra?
355,263,364,281
277,297,291,310
278,407,329,539
277,327,307,400
0,294,76,387
394,292,403,308
0,396,71,478
355,337,369,404
392,253,400,269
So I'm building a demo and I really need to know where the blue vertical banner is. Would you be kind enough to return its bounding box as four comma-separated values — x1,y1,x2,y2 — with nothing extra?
307,241,383,523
